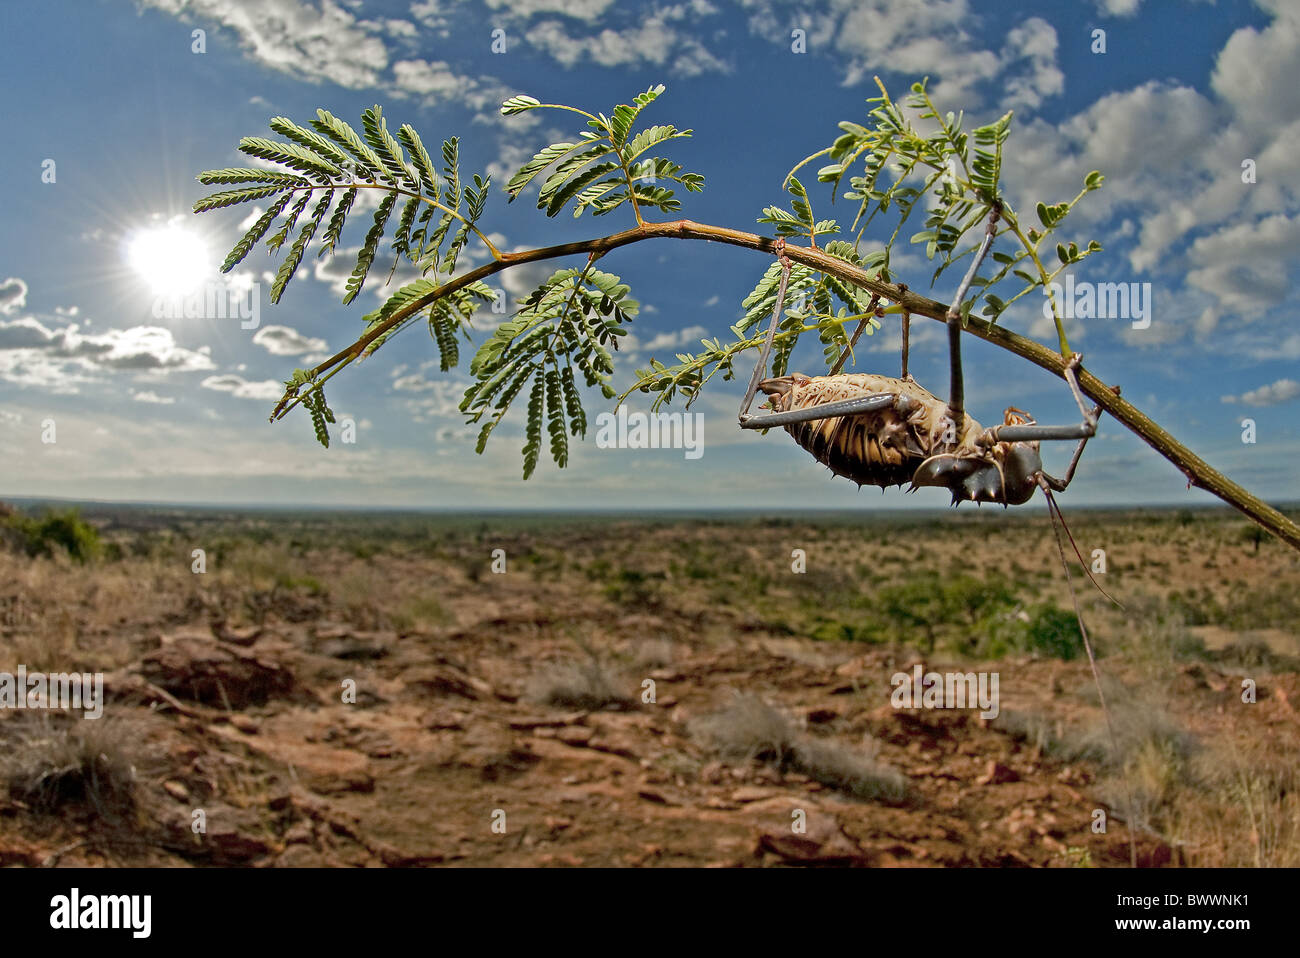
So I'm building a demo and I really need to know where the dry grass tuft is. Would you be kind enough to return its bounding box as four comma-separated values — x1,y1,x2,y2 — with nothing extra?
691,695,907,802
0,714,146,823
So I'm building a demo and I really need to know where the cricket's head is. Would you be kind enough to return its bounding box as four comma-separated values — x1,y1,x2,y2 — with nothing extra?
993,407,1044,505
995,441,1044,504
755,374,803,410
912,409,1043,506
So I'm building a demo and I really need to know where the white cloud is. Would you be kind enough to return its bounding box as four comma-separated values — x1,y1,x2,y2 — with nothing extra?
383,18,417,37
485,0,618,20
1096,0,1141,15
641,324,711,353
67,326,215,371
1210,0,1300,134
139,0,391,89
1221,378,1300,406
0,277,28,315
391,368,469,420
391,58,468,99
0,316,57,349
0,315,215,383
200,374,284,401
986,1,1300,360
313,245,424,301
131,389,177,405
253,324,329,356
0,350,89,392
525,18,678,68
741,0,1011,109
1184,212,1300,334
1000,17,1063,111
140,0,529,119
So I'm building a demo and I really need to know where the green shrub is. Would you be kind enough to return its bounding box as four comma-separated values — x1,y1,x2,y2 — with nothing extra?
981,604,1085,660
4,508,102,562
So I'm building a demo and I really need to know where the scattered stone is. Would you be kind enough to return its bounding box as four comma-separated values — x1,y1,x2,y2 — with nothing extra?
977,760,1020,785
137,634,305,708
162,780,190,802
556,726,594,747
213,621,263,647
508,713,586,730
834,657,868,678
312,630,394,661
637,788,682,806
283,821,314,846
587,737,637,760
423,708,467,731
756,818,871,866
273,844,321,867
217,732,375,794
404,665,493,701
377,844,445,867
730,785,778,803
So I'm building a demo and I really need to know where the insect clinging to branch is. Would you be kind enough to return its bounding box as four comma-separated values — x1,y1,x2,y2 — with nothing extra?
738,212,1104,516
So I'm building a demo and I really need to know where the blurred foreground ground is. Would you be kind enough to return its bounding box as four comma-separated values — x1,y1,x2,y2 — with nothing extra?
1,504,1296,867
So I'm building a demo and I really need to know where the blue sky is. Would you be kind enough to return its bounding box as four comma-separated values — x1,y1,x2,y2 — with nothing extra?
0,0,1295,510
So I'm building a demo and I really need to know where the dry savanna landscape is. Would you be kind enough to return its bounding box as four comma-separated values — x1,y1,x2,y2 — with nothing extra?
1,501,1297,868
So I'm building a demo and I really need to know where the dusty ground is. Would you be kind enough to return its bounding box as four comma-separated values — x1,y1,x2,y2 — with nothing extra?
1,506,1297,867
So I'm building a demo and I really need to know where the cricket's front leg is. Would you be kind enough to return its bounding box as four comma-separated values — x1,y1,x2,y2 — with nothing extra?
738,237,792,426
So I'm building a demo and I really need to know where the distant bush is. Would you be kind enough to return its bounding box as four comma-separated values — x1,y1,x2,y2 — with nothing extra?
861,574,1010,650
980,604,1085,661
798,571,1085,661
3,507,102,562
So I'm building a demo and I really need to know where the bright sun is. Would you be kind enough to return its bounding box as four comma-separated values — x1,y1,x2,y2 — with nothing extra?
128,223,211,296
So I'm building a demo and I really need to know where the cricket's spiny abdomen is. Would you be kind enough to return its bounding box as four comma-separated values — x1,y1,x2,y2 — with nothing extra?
759,373,985,489
758,372,1042,505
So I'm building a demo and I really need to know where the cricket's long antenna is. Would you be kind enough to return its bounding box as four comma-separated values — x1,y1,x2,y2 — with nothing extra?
1040,480,1138,868
1043,489,1122,608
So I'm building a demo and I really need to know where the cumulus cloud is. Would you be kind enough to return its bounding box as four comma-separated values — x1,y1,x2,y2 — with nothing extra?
0,277,28,315
983,0,1300,359
0,314,215,392
501,0,728,74
139,0,391,89
391,58,469,98
390,367,469,421
641,324,711,352
1184,213,1300,334
137,0,517,119
131,389,176,404
999,17,1063,111
253,324,329,356
741,0,1034,110
1096,0,1141,15
485,0,618,19
200,374,284,401
525,18,677,68
1221,378,1300,407
313,245,424,301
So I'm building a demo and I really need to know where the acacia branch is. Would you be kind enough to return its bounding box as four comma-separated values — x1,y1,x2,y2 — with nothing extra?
287,219,1300,551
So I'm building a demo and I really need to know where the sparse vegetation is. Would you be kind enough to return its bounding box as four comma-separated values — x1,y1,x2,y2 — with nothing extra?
1,714,142,823
691,695,907,802
2,507,102,563
526,638,634,711
0,503,1295,866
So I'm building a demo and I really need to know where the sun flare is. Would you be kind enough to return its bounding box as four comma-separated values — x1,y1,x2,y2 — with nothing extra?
127,223,211,296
